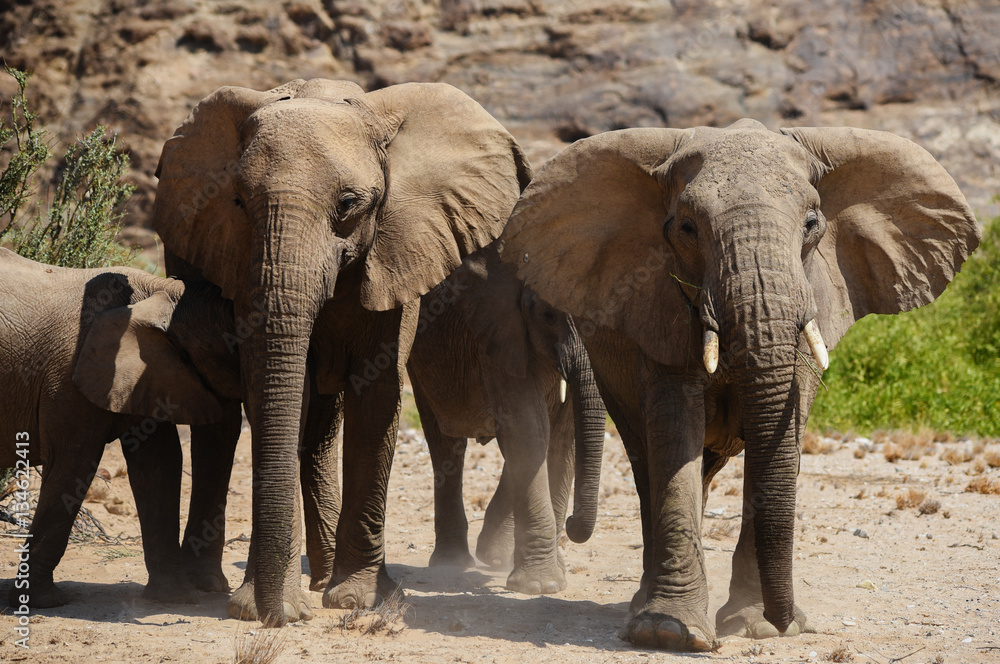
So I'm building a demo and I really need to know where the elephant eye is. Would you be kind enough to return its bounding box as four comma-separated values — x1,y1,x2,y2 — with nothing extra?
543,310,558,326
337,193,358,217
680,218,697,236
804,209,820,233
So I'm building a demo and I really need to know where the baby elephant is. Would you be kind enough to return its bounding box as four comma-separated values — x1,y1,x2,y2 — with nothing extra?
0,248,240,608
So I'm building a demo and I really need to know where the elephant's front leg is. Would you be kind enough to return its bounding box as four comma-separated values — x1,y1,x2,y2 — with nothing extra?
491,381,565,595
716,477,814,639
323,305,415,610
623,363,715,652
322,376,400,609
181,398,242,593
227,477,314,622
301,388,344,591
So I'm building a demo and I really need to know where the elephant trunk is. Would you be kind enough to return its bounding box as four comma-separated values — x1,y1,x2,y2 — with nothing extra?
562,319,605,543
722,254,805,634
240,196,335,626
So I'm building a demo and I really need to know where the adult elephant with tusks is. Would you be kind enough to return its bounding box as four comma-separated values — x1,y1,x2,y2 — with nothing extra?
152,78,530,625
500,120,980,650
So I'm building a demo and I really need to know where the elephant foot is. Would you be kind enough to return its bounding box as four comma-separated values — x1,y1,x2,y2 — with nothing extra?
621,609,717,652
142,575,200,605
10,578,67,609
428,542,476,569
505,549,567,594
182,556,230,593
323,565,399,610
716,596,814,639
475,535,514,569
226,579,314,623
309,572,332,592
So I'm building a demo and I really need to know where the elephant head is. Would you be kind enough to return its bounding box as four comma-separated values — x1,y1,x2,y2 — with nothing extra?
500,120,979,632
73,279,241,424
152,79,529,623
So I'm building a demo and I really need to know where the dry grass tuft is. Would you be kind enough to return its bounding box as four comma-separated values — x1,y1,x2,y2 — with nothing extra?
233,627,287,664
971,458,988,475
853,446,867,459
853,488,867,500
895,488,927,510
965,476,1000,495
803,431,835,455
704,521,738,539
985,449,1000,468
918,499,941,515
85,480,109,503
824,643,853,662
883,430,937,462
941,445,975,465
724,485,739,496
336,585,410,636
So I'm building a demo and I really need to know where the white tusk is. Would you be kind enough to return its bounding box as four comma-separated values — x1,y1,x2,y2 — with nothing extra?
703,329,719,374
559,378,567,404
803,319,829,371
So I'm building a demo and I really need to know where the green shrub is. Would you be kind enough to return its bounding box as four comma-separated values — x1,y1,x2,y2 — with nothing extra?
0,66,136,268
811,214,1000,436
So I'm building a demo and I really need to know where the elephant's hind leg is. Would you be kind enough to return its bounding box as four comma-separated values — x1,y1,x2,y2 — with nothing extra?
123,423,199,605
181,398,242,594
417,389,475,569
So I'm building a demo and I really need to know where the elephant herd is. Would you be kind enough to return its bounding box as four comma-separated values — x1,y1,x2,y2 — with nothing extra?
0,79,979,652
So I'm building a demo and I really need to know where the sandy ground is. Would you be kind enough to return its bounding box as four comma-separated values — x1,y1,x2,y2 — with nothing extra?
2,412,999,664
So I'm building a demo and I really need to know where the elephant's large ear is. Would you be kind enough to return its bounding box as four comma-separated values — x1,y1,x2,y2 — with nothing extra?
782,127,981,350
73,291,223,425
352,82,533,311
501,128,694,367
153,79,364,299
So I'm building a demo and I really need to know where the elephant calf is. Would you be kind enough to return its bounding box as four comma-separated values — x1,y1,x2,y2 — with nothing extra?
408,241,607,593
0,248,241,608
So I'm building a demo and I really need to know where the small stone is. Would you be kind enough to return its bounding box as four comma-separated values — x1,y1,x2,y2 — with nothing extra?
853,529,869,538
843,620,856,626
856,580,878,590
962,636,973,643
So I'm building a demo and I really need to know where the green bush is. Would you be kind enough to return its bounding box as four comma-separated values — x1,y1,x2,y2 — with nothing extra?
811,214,1000,436
0,66,136,268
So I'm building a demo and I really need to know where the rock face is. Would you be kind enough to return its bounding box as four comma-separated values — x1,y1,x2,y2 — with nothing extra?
2,0,998,257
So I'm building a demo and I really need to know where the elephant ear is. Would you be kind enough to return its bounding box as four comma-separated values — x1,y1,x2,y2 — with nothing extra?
782,126,981,350
73,291,223,425
153,79,364,299
352,82,533,311
502,128,695,367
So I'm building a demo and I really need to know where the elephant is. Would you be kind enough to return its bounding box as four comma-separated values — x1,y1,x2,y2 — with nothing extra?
322,240,606,595
499,120,980,650
0,248,241,608
152,78,530,624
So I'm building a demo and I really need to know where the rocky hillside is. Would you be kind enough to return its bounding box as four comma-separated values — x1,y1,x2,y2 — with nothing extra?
2,0,998,259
